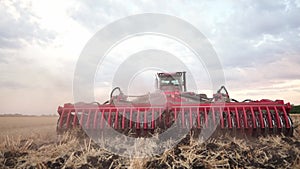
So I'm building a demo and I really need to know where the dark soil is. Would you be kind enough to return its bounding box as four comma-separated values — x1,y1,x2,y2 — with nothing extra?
1,132,300,169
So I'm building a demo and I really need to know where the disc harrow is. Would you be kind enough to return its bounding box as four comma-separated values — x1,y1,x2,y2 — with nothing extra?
57,72,293,137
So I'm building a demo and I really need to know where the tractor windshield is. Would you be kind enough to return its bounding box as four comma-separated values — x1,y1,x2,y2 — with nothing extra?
160,78,180,86
157,72,186,92
159,76,182,92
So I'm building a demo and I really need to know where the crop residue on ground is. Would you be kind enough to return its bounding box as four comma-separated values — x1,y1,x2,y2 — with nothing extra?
0,115,299,168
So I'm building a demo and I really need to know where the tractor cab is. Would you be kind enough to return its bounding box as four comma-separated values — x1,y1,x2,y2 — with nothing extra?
156,72,187,92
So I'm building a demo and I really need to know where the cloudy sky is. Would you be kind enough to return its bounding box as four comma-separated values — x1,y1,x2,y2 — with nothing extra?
0,0,300,115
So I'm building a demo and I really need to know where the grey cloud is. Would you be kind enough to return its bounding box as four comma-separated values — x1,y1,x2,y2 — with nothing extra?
69,1,300,69
45,0,300,104
0,81,29,89
70,1,130,32
207,0,300,68
0,54,9,63
0,47,73,91
0,1,56,49
0,38,23,48
224,56,300,91
227,0,300,38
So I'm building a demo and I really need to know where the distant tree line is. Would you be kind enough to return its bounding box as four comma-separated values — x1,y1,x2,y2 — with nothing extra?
0,113,58,117
291,105,300,114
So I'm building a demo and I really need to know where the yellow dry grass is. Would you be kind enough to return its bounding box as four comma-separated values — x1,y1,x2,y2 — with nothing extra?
0,116,299,168
0,116,57,142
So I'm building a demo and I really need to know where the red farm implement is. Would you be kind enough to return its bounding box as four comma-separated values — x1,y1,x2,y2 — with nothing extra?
57,72,293,137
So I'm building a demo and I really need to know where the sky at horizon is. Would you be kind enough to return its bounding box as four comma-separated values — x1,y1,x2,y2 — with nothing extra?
0,0,300,115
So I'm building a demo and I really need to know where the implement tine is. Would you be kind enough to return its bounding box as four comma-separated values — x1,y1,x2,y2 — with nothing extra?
197,108,200,129
73,109,78,128
100,109,105,129
151,108,155,129
108,109,112,128
93,109,98,129
159,108,162,123
274,106,281,128
59,109,65,128
282,106,290,128
136,109,140,129
243,107,248,129
227,107,232,129
204,107,208,128
258,107,265,128
144,110,147,129
66,109,71,128
122,109,126,129
212,107,216,126
79,110,84,127
250,107,256,128
266,106,273,128
129,109,133,128
181,108,185,128
235,107,240,128
219,107,224,129
86,109,91,129
114,109,119,129
189,107,193,128
174,108,177,121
